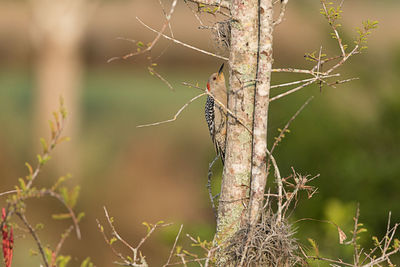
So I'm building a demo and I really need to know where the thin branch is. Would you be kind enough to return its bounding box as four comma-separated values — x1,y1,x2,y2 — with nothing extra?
148,67,175,91
108,0,178,63
53,225,74,264
136,17,229,61
46,190,81,239
0,190,17,197
270,79,317,102
26,115,66,189
274,0,289,26
103,207,136,254
321,0,346,57
271,68,326,75
270,96,314,154
327,77,359,86
163,224,184,267
266,149,283,222
17,212,49,267
97,219,130,265
207,155,220,219
185,0,230,9
137,93,206,128
352,203,360,266
182,82,252,133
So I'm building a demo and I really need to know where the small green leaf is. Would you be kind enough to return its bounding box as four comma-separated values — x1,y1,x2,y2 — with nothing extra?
142,222,151,233
25,162,33,175
52,213,72,220
308,238,319,257
109,237,117,245
77,212,85,222
35,223,44,231
19,178,27,191
40,138,49,153
57,255,71,267
81,257,94,267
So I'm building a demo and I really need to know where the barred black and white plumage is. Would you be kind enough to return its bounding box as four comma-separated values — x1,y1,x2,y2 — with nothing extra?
205,95,215,136
204,64,227,165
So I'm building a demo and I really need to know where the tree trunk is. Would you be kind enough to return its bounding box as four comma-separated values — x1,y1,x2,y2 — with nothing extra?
30,0,89,175
248,0,274,225
215,0,259,259
216,0,274,264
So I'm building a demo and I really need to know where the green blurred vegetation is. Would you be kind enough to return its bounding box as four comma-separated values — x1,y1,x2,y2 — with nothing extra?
1,52,399,264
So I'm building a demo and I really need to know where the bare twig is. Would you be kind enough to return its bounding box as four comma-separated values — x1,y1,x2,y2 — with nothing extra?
17,212,49,267
148,66,175,91
136,17,229,61
327,77,359,86
182,82,252,133
352,204,360,265
207,155,220,218
53,225,74,265
185,0,230,9
108,0,178,63
137,93,206,128
46,190,81,239
271,68,326,75
270,96,314,154
0,190,17,197
163,224,184,267
270,79,317,102
274,0,289,26
266,149,283,223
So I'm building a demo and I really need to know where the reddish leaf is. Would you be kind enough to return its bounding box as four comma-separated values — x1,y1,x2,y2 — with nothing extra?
2,208,13,267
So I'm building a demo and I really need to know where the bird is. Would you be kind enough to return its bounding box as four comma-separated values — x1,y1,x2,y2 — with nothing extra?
205,63,228,165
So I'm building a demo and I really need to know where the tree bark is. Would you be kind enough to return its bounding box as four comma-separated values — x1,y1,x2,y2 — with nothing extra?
248,0,274,225
215,0,274,263
215,0,259,259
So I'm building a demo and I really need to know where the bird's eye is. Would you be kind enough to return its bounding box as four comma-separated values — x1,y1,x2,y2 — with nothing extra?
213,77,216,80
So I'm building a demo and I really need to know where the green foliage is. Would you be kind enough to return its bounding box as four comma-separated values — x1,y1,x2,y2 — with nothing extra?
80,257,95,267
0,99,94,266
59,185,81,209
308,238,319,257
142,220,165,234
320,0,343,26
355,19,379,51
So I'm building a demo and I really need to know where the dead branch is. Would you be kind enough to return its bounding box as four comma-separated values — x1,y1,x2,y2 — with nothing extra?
52,225,74,266
136,93,206,128
274,0,289,26
16,212,49,267
136,17,229,61
207,155,220,218
270,78,317,102
0,190,18,197
108,0,178,63
185,0,230,9
148,66,175,91
163,224,184,267
182,82,252,133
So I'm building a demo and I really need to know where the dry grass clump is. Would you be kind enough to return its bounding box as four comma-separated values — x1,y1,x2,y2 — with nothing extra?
224,211,305,266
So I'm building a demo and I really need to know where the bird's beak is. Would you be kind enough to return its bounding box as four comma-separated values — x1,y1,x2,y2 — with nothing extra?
217,63,225,81
218,63,224,75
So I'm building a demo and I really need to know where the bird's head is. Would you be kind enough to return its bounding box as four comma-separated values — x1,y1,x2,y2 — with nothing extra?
207,63,225,92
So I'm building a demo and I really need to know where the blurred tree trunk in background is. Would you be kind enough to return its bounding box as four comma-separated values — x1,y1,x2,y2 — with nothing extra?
29,0,90,175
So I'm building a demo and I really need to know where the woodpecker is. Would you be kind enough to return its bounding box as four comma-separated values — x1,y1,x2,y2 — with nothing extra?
205,63,228,164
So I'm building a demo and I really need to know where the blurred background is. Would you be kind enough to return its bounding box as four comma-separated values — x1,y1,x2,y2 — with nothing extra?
0,0,399,265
